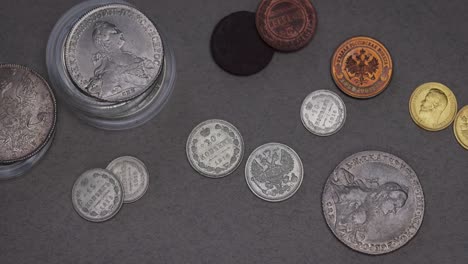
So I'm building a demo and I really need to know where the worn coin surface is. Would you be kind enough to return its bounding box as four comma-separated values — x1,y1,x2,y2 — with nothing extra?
453,105,468,150
322,151,425,255
65,4,164,102
186,119,244,178
106,156,149,203
72,168,124,222
0,64,57,164
245,143,303,202
301,89,346,136
331,36,393,98
409,82,458,131
256,0,317,52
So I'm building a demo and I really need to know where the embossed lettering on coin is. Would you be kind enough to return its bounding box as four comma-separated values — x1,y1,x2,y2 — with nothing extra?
0,64,56,163
453,105,468,150
107,156,149,203
65,4,163,102
186,119,244,178
245,143,303,202
72,168,123,222
322,151,425,255
301,89,346,136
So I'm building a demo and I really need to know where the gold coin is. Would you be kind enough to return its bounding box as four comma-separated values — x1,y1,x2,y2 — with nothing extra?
453,105,468,150
409,82,458,131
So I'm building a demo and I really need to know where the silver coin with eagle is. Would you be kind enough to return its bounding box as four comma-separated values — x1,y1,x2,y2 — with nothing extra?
245,143,303,202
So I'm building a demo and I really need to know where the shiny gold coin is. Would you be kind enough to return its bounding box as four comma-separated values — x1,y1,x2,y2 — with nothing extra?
409,82,458,131
453,105,468,150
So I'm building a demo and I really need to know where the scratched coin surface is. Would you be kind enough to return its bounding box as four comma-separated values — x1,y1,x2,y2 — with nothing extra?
0,64,57,164
453,105,468,150
245,143,303,202
256,0,317,51
331,36,393,98
72,168,124,222
300,89,346,136
65,4,164,102
107,156,149,203
409,82,458,131
186,119,244,178
322,151,425,255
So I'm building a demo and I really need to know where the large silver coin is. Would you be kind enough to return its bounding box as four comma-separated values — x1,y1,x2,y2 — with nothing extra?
322,151,425,255
72,168,124,222
0,64,56,163
186,119,244,178
106,156,149,203
245,143,303,202
301,89,346,136
65,4,164,102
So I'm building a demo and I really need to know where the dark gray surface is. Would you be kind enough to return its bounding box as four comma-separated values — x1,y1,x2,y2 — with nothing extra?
0,0,467,263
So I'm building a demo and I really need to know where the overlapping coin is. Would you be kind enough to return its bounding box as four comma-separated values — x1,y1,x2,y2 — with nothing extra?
300,89,346,136
245,143,303,202
107,156,149,203
453,105,468,150
322,151,425,255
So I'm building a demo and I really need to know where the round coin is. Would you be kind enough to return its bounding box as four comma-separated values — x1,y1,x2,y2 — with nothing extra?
72,168,124,222
245,143,303,202
0,64,57,164
211,11,275,76
256,0,317,52
186,119,244,178
106,156,149,203
322,151,425,255
331,36,393,98
300,89,346,136
65,4,164,102
453,105,468,150
409,82,458,131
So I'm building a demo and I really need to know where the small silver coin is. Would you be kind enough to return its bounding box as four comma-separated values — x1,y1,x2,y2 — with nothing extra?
186,119,244,178
322,151,425,255
245,143,303,202
65,4,164,102
72,168,124,222
0,64,57,163
106,156,149,203
300,89,346,136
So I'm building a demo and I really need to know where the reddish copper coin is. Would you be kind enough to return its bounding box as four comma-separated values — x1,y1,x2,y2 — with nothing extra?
331,36,393,99
256,0,317,52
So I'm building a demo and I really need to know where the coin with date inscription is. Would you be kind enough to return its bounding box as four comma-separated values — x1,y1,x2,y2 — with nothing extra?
107,156,149,203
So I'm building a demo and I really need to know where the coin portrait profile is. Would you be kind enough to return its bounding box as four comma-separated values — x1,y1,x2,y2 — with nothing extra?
418,88,448,127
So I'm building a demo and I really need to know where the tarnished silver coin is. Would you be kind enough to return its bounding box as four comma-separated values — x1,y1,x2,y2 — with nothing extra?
186,119,244,178
245,143,303,202
0,64,57,164
322,151,425,255
106,156,149,203
72,168,124,222
301,89,346,136
65,4,164,102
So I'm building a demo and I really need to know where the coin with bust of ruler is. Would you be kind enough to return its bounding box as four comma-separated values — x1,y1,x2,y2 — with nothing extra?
322,151,425,255
106,156,149,203
186,119,244,178
245,143,303,202
65,4,164,102
453,105,468,150
300,89,346,136
72,168,124,222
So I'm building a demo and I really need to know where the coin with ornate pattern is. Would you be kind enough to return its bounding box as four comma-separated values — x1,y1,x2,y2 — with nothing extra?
107,156,149,203
453,105,468,150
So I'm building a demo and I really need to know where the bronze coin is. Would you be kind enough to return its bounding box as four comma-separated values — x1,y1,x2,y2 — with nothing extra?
256,0,317,52
331,36,393,99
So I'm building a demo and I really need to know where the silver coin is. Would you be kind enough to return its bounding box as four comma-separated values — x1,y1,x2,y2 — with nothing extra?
322,151,425,255
65,4,164,102
186,119,244,178
0,64,57,164
72,168,124,222
106,156,149,203
300,89,346,136
245,143,303,202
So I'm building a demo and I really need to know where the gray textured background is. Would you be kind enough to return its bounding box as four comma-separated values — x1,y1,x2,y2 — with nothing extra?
0,0,467,263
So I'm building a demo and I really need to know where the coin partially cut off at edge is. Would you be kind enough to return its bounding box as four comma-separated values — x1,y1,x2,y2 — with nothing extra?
107,156,149,203
453,105,468,150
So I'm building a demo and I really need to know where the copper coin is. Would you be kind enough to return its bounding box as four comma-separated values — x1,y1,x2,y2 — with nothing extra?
256,0,317,52
331,36,393,98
